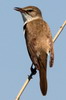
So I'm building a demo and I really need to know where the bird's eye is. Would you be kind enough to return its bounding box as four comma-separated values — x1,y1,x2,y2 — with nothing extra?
27,9,33,12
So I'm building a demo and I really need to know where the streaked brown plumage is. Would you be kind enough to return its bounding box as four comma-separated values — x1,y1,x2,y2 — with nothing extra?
15,6,54,95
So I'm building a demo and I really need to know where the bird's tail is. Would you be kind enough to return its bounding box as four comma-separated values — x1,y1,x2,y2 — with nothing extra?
38,52,47,96
50,46,54,67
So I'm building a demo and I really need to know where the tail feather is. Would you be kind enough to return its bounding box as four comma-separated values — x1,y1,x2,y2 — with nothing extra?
38,52,47,95
50,47,54,67
50,53,54,67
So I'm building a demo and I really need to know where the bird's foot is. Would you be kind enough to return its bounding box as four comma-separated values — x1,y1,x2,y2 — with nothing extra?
28,63,37,80
30,63,37,75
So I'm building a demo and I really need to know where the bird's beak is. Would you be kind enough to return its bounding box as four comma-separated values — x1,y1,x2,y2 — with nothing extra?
14,7,27,13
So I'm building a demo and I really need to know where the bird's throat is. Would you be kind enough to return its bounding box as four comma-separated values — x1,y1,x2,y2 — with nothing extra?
23,16,42,26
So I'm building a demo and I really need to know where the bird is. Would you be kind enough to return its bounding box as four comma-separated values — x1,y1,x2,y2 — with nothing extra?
14,6,54,96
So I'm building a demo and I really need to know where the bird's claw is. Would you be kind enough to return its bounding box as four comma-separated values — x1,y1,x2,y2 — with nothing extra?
28,63,37,80
30,65,37,75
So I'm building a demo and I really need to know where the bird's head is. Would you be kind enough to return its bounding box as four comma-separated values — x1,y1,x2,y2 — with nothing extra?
14,6,42,23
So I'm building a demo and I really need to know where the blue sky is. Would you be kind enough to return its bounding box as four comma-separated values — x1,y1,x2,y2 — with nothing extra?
0,0,66,100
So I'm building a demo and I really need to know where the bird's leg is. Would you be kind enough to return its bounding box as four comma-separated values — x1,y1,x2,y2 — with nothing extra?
28,63,37,80
30,63,37,75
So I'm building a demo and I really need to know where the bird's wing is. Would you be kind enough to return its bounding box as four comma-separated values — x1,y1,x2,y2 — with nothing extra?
43,21,54,67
